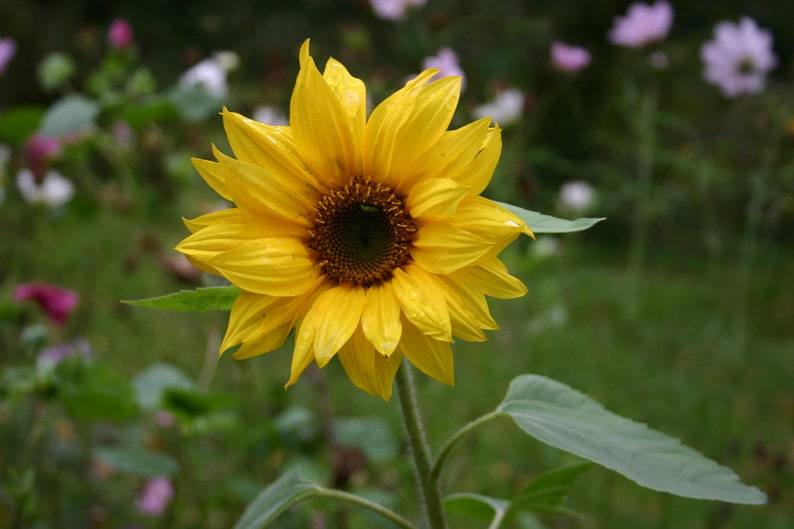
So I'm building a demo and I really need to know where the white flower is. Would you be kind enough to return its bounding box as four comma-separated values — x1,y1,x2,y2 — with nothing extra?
700,17,777,98
422,47,465,87
471,88,524,126
16,169,75,208
253,105,288,126
369,0,426,21
608,1,673,48
212,50,240,72
558,180,596,213
179,58,228,97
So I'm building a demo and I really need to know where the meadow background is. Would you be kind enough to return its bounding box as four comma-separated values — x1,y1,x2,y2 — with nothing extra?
0,1,792,528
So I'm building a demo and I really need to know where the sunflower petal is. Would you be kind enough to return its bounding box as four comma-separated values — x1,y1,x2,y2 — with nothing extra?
469,257,527,299
193,157,232,201
405,178,470,220
410,222,492,274
361,281,402,356
398,321,454,386
445,124,502,196
219,291,285,355
338,327,402,400
208,238,316,296
310,285,366,367
323,58,366,176
391,266,451,341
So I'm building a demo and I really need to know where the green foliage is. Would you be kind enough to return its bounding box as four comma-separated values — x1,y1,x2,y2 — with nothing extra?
123,286,241,312
93,446,179,477
497,202,605,233
38,95,100,136
59,360,139,422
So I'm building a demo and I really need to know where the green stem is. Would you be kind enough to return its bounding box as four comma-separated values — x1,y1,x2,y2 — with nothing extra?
395,365,448,529
317,488,416,529
430,411,502,485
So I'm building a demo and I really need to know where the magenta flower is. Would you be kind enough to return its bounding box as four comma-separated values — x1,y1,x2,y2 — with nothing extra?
369,0,426,21
136,476,174,515
422,47,465,87
14,283,79,326
700,17,777,98
0,38,15,76
24,134,61,180
608,1,673,48
550,41,591,73
107,19,135,50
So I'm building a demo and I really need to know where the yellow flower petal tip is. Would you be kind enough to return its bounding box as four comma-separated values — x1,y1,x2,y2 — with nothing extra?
177,40,531,397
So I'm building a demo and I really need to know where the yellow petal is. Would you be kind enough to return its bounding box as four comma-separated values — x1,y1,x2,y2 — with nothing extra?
337,327,403,400
404,178,470,220
215,147,313,228
410,222,492,275
438,270,498,341
208,238,317,296
309,285,366,367
451,196,534,243
445,124,502,196
221,291,289,355
291,40,358,188
323,57,366,176
469,257,527,299
193,157,232,201
391,265,451,341
398,321,454,386
361,281,402,356
230,323,292,359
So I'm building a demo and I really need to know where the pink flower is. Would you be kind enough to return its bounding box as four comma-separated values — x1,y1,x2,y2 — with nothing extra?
700,17,777,98
422,47,465,87
14,283,79,326
369,0,426,21
24,134,61,180
0,38,15,76
107,19,135,50
608,1,673,48
136,477,174,515
550,41,591,73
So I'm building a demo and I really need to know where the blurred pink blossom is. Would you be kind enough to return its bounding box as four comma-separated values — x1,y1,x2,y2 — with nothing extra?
608,1,673,48
369,0,426,21
422,47,465,87
700,17,777,98
38,338,91,366
0,37,15,76
14,283,79,326
24,134,61,180
107,19,135,50
550,41,591,73
136,476,174,515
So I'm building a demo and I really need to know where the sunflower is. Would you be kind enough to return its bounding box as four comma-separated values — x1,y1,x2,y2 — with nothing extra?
176,40,533,400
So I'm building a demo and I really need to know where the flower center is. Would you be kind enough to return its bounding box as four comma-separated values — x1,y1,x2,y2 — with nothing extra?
737,57,756,75
308,178,417,286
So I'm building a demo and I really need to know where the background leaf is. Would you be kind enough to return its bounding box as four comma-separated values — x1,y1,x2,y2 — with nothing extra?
497,375,767,504
233,470,322,529
445,492,510,520
94,447,179,477
38,94,100,136
123,285,240,312
496,202,604,233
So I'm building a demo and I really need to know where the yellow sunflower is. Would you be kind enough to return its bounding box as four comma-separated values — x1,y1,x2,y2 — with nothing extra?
176,40,533,400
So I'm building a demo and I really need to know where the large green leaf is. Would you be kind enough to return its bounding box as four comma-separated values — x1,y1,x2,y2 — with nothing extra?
496,202,604,233
511,462,590,516
39,94,100,136
123,285,240,312
497,375,766,504
0,106,45,143
234,471,321,529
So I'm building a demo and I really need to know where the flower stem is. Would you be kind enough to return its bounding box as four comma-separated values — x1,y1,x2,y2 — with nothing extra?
395,364,449,529
430,410,502,485
317,488,417,529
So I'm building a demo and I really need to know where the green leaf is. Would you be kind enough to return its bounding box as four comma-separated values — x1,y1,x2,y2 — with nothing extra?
133,363,196,410
496,202,604,233
0,106,45,143
445,492,510,520
497,375,767,504
512,462,590,516
233,470,322,529
39,94,100,136
60,362,138,421
94,447,178,477
123,285,240,312
168,86,222,122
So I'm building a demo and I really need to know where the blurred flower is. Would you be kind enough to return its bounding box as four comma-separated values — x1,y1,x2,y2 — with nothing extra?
154,410,176,428
530,236,561,259
16,169,75,208
136,477,174,515
24,134,61,179
38,338,91,367
179,55,232,98
253,105,288,126
107,18,135,50
13,283,79,326
212,50,240,72
471,88,525,126
700,17,777,98
0,37,15,76
550,41,591,73
558,180,596,213
37,52,76,91
422,47,465,88
112,121,134,150
608,1,673,48
176,40,533,400
369,0,426,21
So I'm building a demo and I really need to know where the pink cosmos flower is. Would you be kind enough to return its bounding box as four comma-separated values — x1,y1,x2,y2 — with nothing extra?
369,0,426,21
14,283,79,326
24,134,61,180
422,47,465,87
0,38,15,76
136,476,174,515
550,41,591,73
608,1,673,48
700,17,777,98
107,19,135,50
